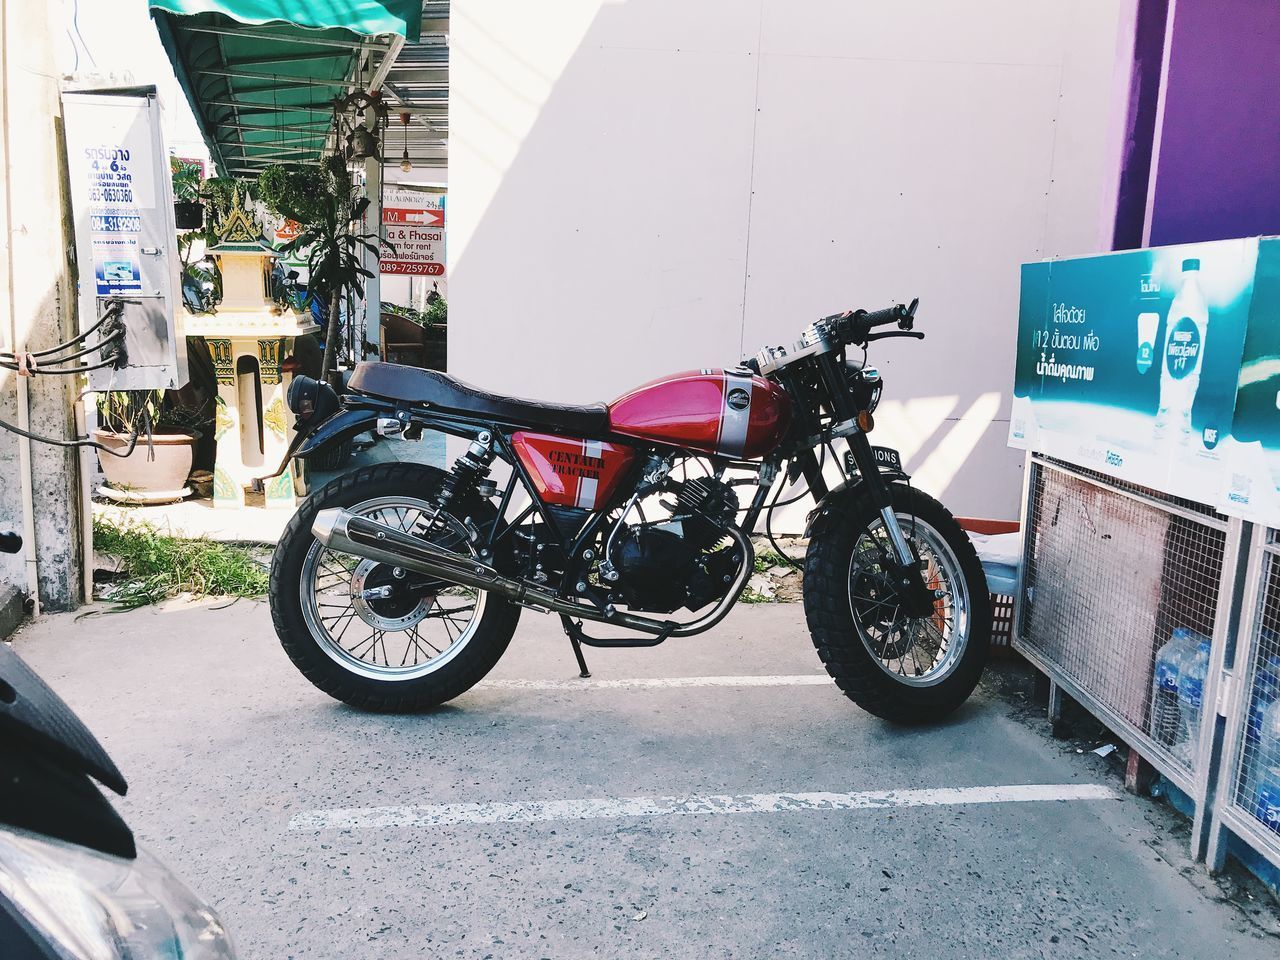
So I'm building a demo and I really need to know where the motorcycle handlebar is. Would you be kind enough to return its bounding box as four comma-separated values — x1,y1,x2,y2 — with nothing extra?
824,297,920,346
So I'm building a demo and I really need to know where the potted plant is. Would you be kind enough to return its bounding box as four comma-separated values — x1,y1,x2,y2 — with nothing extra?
258,158,389,380
94,391,211,501
422,292,447,370
171,157,204,230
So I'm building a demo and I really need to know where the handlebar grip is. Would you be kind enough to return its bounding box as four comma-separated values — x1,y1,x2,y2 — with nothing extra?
859,305,904,328
0,531,23,554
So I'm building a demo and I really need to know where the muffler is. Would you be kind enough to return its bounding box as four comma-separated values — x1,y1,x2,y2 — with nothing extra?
312,507,557,608
310,508,753,638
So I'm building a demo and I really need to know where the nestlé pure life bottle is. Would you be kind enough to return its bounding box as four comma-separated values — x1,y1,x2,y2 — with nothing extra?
1154,259,1209,444
1174,633,1212,762
1254,698,1280,835
1243,651,1280,810
1150,628,1194,746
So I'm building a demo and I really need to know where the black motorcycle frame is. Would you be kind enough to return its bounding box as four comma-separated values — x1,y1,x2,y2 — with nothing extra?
277,302,931,674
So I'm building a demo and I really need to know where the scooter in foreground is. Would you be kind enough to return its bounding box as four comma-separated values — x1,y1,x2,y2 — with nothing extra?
0,531,237,958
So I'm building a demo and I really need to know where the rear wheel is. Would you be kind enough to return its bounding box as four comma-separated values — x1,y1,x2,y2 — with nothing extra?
803,484,991,723
269,462,520,711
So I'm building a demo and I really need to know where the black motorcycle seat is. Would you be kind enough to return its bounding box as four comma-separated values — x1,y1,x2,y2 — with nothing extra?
348,361,611,435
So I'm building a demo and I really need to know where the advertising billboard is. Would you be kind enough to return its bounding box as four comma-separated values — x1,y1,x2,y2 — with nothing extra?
63,87,186,390
1010,237,1280,524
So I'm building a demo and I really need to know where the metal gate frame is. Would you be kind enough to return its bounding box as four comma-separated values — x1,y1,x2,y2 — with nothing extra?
1012,454,1250,860
1207,527,1280,873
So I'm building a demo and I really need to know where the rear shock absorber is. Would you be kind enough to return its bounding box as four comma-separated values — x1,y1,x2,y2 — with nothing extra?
434,430,495,519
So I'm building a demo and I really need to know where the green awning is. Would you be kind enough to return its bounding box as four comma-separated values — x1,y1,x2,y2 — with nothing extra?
150,2,422,177
151,1,421,41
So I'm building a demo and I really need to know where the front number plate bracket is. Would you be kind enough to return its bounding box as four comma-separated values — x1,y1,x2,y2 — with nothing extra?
845,445,903,477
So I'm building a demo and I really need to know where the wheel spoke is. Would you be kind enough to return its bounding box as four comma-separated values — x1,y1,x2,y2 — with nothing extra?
408,624,442,658
347,629,380,660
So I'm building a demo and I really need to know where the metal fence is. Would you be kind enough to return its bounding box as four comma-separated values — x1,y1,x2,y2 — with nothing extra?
1209,526,1280,872
1013,455,1245,854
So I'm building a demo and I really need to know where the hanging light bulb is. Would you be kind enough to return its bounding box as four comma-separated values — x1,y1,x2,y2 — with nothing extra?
399,113,413,173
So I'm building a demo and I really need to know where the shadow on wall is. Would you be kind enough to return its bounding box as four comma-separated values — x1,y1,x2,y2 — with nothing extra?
443,1,1117,518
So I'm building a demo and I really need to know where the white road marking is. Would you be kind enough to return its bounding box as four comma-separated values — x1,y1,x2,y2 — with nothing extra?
476,674,832,690
289,783,1120,832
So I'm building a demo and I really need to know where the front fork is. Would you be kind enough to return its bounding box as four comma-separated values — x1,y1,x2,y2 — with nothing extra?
841,430,936,618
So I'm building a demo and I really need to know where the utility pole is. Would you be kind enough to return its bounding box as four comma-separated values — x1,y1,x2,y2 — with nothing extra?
0,0,85,611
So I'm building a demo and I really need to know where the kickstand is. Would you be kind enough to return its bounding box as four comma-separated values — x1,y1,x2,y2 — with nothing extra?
567,623,591,678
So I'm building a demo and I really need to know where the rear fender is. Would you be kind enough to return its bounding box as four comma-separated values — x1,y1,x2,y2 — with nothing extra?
296,407,380,459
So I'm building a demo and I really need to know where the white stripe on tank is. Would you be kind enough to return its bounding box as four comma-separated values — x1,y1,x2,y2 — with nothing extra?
717,371,753,457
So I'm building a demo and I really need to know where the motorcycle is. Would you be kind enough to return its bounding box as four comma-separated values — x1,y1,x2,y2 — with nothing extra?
268,299,991,722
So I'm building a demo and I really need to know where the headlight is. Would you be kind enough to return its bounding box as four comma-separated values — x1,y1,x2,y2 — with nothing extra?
846,364,883,414
0,826,236,959
864,367,883,412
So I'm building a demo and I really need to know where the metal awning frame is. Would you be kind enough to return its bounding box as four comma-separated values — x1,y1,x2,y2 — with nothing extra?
153,11,409,177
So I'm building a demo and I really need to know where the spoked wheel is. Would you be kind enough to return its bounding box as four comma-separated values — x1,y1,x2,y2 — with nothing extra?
300,498,485,681
270,463,520,712
804,484,991,723
846,514,969,685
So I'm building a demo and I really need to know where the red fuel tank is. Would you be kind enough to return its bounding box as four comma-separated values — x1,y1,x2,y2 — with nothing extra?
608,369,792,459
511,432,638,511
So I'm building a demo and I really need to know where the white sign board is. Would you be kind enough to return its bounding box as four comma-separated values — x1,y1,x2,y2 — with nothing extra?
63,88,186,390
380,187,446,277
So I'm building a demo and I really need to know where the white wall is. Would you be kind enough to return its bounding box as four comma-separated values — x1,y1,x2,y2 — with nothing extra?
449,0,1133,521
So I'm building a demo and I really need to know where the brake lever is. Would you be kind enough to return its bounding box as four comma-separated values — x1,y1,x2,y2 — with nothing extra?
865,330,925,343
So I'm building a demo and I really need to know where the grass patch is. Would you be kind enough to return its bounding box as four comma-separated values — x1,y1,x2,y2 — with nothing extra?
739,587,773,604
93,516,269,610
753,549,793,573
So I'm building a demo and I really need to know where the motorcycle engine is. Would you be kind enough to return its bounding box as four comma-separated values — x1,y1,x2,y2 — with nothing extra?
611,477,742,614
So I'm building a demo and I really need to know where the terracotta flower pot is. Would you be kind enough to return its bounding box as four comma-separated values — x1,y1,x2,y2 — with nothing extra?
94,429,196,501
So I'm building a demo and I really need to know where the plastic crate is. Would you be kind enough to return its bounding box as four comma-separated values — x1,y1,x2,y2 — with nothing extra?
957,517,1020,660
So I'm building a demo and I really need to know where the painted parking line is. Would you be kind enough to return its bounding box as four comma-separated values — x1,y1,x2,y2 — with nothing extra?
477,674,832,691
289,783,1120,832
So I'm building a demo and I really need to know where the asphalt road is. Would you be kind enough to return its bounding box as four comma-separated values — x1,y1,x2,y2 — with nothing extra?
15,600,1278,959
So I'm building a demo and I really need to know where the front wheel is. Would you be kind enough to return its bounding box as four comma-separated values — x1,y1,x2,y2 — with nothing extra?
804,484,991,723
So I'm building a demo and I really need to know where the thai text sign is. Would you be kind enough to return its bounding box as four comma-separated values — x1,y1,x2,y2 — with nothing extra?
380,187,445,277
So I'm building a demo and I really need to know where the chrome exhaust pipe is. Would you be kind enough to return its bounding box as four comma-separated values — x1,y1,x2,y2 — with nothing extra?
310,508,753,638
312,507,542,599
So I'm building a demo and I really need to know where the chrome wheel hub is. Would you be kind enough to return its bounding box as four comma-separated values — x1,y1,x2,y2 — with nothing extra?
350,559,436,632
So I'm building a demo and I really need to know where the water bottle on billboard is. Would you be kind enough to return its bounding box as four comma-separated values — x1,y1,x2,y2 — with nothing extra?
1154,259,1208,444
